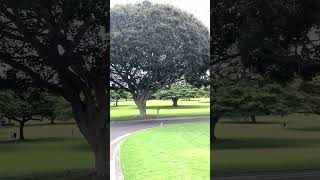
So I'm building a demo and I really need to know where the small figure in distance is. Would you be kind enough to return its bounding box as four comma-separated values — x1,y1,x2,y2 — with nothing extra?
282,122,287,128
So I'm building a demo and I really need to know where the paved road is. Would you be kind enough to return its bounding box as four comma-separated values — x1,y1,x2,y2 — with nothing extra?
110,116,209,141
215,171,320,180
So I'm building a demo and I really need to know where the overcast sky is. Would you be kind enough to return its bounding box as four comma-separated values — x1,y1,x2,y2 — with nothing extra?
110,0,210,29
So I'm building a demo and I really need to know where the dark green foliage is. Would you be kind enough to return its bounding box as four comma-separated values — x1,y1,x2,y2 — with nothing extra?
213,80,304,121
110,89,131,106
155,81,209,106
212,0,320,81
0,1,109,176
0,88,60,140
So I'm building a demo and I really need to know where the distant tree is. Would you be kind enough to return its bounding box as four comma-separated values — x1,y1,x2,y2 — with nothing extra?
194,86,210,99
47,96,73,125
110,1,209,117
155,81,209,106
155,82,191,106
110,89,128,106
298,77,320,114
213,80,304,123
211,58,304,139
0,87,57,140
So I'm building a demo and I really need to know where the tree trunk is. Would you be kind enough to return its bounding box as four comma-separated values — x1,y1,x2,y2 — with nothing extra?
19,121,25,140
115,99,118,106
211,115,219,141
172,98,179,107
251,115,256,123
50,118,55,125
70,90,109,180
73,107,108,180
134,95,148,118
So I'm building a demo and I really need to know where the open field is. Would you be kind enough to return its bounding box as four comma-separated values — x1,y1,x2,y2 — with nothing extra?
0,124,94,180
3,111,320,179
110,98,209,121
120,122,210,180
214,114,320,177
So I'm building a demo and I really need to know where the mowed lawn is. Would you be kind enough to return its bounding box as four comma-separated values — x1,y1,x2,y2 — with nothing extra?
0,124,94,180
214,113,320,177
120,122,210,180
110,98,209,121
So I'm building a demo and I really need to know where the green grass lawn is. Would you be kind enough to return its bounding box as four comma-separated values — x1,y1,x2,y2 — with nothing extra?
0,124,94,180
214,113,320,177
120,122,210,180
110,98,209,121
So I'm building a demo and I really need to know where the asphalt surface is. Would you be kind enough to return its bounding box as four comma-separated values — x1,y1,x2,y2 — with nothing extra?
110,116,209,141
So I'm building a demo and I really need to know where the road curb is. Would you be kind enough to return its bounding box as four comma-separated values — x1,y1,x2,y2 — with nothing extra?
110,116,209,124
110,127,155,180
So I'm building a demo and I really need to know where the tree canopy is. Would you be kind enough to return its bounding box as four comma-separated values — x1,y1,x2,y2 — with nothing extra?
211,0,320,142
0,1,109,178
110,1,209,117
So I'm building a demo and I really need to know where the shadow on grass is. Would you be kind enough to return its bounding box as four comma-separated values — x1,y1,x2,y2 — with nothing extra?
0,137,67,144
147,105,209,110
220,121,284,125
213,138,320,150
0,137,90,153
110,105,137,109
25,122,76,127
4,170,94,180
288,126,320,132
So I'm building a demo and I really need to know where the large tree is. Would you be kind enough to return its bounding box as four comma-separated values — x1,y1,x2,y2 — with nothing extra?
110,1,209,118
211,0,320,143
0,1,109,179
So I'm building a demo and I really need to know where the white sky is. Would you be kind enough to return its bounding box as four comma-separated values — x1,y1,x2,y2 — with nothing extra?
110,0,210,29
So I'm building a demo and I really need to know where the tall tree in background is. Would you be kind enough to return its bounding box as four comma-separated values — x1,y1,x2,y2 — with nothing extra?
0,1,109,179
110,1,209,118
0,87,58,140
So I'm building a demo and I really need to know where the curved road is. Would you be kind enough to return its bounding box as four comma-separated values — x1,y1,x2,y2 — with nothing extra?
110,116,209,141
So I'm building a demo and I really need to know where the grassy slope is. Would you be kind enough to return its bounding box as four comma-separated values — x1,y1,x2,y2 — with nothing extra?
110,98,209,121
214,114,320,176
120,122,210,180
